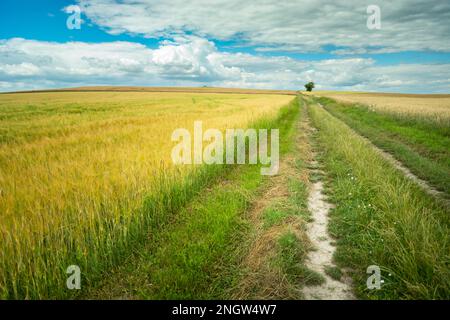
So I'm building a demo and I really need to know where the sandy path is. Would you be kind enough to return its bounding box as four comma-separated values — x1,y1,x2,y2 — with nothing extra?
302,160,355,300
301,110,355,300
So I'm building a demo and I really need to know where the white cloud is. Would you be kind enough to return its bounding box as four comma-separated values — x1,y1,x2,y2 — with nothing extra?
0,62,41,76
75,0,450,53
1,37,449,93
0,37,244,90
151,37,241,81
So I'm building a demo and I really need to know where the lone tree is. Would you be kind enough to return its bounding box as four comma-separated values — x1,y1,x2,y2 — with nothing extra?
304,81,315,92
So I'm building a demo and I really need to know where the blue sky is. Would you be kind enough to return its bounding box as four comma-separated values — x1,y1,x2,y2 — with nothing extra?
1,0,449,93
0,0,160,45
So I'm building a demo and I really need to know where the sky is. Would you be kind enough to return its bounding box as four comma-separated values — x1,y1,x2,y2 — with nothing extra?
0,0,449,93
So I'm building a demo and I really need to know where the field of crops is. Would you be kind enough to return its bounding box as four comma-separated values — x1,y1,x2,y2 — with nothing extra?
0,90,293,298
1,89,449,300
312,92,450,127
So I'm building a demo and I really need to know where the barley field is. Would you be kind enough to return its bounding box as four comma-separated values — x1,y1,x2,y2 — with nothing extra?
0,90,293,298
311,91,450,127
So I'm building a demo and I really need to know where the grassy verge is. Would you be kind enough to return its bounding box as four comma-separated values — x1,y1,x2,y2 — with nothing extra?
83,98,301,299
313,96,450,198
307,101,449,299
230,101,324,299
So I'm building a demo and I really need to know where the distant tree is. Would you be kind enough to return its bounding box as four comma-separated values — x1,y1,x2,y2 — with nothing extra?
304,82,315,92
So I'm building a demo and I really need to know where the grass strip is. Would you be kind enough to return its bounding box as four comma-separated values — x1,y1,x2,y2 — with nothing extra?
230,100,324,299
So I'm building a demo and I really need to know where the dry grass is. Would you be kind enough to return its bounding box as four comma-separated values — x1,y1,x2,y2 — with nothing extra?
231,156,306,300
0,91,293,298
230,103,315,299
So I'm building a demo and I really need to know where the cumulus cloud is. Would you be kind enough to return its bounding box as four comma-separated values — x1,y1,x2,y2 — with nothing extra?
151,37,241,81
76,0,450,53
0,37,244,91
1,37,449,93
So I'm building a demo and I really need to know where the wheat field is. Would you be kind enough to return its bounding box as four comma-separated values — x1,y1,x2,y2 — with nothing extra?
0,91,293,298
310,92,450,127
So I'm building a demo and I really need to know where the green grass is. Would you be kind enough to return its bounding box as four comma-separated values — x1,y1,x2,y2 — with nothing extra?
275,232,325,286
324,265,343,281
138,166,264,299
83,98,301,299
307,101,450,299
262,177,310,228
314,96,450,198
262,206,291,228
